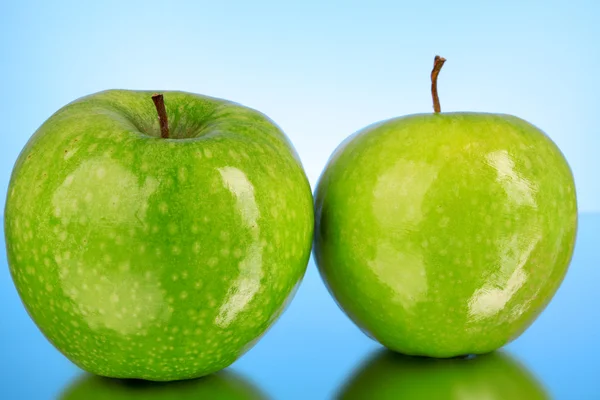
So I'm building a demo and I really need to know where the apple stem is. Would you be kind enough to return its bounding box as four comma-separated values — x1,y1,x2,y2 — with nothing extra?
152,93,170,139
431,55,446,113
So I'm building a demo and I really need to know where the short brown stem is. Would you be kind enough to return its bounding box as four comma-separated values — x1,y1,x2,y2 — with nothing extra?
151,93,170,138
431,55,446,113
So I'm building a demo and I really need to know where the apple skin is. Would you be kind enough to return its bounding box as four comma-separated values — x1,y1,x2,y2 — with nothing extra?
60,371,267,400
314,113,577,357
337,350,548,399
4,90,313,380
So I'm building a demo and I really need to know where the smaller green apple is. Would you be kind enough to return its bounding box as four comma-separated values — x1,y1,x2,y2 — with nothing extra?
314,56,577,357
60,371,267,400
337,350,548,400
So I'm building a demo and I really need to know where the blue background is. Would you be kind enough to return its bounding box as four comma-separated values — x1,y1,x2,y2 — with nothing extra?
1,0,599,211
1,1,599,399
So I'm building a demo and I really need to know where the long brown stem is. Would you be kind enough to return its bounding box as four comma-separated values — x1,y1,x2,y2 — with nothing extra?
431,55,446,113
152,93,170,138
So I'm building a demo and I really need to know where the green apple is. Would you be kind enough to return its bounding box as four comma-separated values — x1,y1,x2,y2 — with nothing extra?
60,371,266,400
337,350,548,399
4,90,313,380
314,56,577,357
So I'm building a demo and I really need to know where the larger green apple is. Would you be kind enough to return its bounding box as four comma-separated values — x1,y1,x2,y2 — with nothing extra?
4,90,313,380
314,57,577,357
337,350,548,399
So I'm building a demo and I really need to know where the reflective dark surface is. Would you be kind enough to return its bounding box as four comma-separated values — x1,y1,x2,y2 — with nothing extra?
1,214,598,399
337,350,548,399
59,371,267,400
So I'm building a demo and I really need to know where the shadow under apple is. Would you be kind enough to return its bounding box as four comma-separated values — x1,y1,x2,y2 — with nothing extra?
59,370,268,400
336,349,549,400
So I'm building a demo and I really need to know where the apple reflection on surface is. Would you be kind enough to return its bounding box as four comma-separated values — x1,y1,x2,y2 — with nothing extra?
337,350,548,400
59,370,267,400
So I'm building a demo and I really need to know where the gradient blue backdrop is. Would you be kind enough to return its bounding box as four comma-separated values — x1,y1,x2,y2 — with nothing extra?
1,1,599,399
1,0,599,211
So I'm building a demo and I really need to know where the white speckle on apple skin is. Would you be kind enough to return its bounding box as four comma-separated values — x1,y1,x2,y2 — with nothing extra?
192,242,201,253
178,167,187,182
233,248,243,258
158,202,168,214
207,257,218,267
